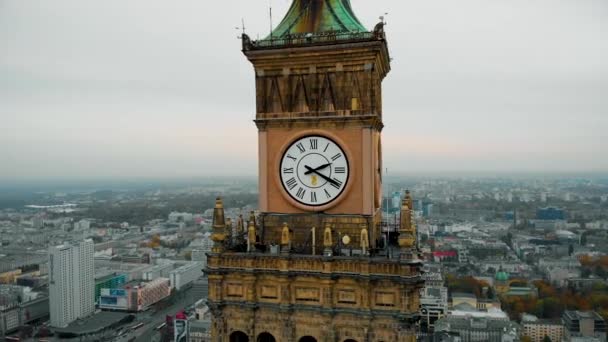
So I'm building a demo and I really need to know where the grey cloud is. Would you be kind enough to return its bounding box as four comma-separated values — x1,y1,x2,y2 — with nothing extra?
0,0,607,179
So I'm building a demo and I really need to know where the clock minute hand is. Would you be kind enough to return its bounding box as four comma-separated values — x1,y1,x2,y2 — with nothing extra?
304,165,340,187
304,163,332,175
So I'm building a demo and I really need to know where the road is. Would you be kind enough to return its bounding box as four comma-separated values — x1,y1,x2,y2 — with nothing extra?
130,287,198,342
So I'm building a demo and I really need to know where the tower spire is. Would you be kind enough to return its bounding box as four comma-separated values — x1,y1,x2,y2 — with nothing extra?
398,190,416,251
211,198,227,253
270,0,367,38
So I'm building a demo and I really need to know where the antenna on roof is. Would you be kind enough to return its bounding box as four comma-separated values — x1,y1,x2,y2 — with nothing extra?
269,0,274,39
379,12,389,25
235,18,246,39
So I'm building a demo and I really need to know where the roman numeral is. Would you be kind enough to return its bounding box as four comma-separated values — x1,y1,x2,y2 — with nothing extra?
296,143,306,153
310,192,317,203
309,139,318,150
296,187,306,200
335,167,346,174
283,168,294,174
286,178,298,190
331,153,342,161
324,189,332,199
286,155,297,162
330,178,343,189
324,143,330,152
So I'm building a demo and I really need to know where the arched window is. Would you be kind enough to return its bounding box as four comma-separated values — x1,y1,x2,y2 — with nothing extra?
230,331,249,342
257,332,277,342
299,337,318,342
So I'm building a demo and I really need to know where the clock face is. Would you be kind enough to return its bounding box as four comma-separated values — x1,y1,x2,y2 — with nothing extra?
280,135,350,207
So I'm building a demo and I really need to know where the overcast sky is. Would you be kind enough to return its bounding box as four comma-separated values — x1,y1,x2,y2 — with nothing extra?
1,0,607,180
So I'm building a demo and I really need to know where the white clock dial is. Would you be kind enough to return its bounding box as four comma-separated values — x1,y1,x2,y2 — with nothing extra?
280,135,350,207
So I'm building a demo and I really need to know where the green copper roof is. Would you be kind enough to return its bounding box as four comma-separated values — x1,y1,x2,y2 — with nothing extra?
270,0,368,38
496,271,510,282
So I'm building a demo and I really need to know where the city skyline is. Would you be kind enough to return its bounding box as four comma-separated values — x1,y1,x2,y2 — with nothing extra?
1,0,607,180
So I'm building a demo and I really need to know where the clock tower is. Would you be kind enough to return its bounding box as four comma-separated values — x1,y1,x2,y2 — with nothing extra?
247,0,389,248
206,1,423,341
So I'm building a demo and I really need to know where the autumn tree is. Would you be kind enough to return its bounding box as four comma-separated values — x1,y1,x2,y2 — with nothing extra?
148,234,161,249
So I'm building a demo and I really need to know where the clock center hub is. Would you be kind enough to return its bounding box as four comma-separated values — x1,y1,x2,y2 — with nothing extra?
296,153,332,189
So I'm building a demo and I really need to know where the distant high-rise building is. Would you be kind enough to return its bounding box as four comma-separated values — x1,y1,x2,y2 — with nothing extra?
392,191,403,209
420,270,448,333
169,262,202,291
74,219,91,231
32,216,44,229
48,239,95,328
423,203,434,218
414,199,424,212
540,192,548,203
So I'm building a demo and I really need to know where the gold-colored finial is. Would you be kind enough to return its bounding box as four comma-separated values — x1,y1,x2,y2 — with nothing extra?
211,197,226,253
360,225,369,254
247,220,257,252
212,198,226,229
405,190,413,211
249,211,256,227
281,222,291,246
399,191,416,249
323,224,333,248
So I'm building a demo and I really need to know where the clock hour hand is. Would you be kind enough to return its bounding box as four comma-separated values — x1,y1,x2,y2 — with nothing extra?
304,165,340,187
304,163,332,175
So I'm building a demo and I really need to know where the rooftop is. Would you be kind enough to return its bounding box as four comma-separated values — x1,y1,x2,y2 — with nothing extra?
564,310,605,321
53,312,131,336
270,0,367,38
242,0,386,51
449,307,509,320
452,292,477,299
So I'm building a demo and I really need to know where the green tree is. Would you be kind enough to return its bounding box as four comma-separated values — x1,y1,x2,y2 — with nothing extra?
543,336,552,342
542,298,563,318
581,232,588,246
582,268,592,278
487,287,495,299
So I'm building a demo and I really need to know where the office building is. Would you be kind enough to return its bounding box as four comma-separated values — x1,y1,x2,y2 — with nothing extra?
522,314,564,342
434,314,519,342
170,262,202,291
98,278,171,312
563,310,607,342
94,273,127,304
49,239,95,328
420,271,448,333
